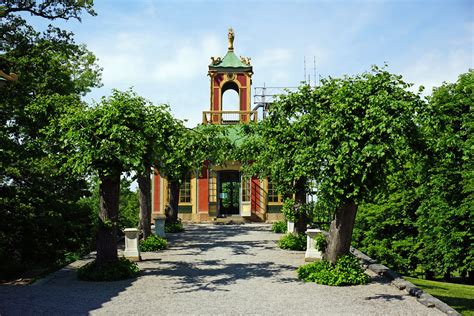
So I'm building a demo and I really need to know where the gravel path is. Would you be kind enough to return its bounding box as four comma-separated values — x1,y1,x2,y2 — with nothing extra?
0,224,441,315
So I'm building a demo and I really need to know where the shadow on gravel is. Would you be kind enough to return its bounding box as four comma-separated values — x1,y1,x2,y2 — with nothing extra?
167,224,276,257
0,266,136,315
172,240,276,256
365,294,406,301
139,224,300,293
141,259,297,293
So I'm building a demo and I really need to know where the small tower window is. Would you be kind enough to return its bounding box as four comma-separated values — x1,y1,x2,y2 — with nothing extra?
221,81,240,112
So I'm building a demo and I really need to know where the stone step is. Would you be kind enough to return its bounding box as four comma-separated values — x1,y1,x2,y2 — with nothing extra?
212,216,248,225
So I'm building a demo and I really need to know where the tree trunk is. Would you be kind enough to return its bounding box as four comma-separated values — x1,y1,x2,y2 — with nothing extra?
167,180,180,224
444,268,451,282
137,166,151,239
138,165,152,239
96,172,120,266
325,199,357,264
425,270,435,280
294,177,307,234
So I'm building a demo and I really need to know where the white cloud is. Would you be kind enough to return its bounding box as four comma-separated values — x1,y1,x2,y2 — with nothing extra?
254,48,292,69
400,48,473,94
152,35,222,82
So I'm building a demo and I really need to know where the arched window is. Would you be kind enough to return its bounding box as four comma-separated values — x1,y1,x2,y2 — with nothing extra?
221,81,240,111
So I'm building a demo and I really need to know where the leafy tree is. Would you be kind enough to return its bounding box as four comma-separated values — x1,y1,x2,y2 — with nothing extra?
80,177,140,232
416,70,473,280
50,89,149,266
242,67,423,263
239,120,310,233
158,123,231,224
352,70,473,282
136,105,175,238
353,188,420,275
1,0,95,21
0,3,100,274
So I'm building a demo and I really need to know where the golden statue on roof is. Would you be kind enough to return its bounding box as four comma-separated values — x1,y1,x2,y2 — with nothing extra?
228,27,234,51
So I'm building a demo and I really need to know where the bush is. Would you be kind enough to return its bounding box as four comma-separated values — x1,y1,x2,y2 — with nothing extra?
278,233,306,250
297,254,369,286
140,235,168,252
77,257,139,281
271,220,287,233
282,199,296,221
315,234,327,252
165,219,184,233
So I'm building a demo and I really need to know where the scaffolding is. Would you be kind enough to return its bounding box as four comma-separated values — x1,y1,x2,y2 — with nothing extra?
253,85,298,119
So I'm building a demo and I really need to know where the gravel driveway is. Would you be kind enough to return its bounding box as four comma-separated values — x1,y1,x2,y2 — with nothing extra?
0,223,441,315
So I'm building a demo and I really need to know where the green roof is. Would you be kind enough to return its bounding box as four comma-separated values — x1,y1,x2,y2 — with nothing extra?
210,51,252,70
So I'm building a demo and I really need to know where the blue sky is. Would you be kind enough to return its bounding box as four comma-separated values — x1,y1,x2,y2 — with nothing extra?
28,0,473,127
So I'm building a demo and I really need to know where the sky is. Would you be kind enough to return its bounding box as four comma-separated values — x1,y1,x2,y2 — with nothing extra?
28,0,473,127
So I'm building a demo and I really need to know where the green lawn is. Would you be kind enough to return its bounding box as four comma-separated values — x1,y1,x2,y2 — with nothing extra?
405,277,474,315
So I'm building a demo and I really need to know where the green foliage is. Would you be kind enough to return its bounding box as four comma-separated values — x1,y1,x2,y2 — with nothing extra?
278,233,307,251
282,199,316,225
297,254,369,286
239,66,424,259
315,234,328,253
0,4,100,276
1,1,101,273
415,70,473,278
49,89,153,177
165,219,185,233
80,178,139,232
157,122,233,222
353,189,420,275
1,0,95,21
119,186,140,230
353,70,473,280
241,66,423,207
77,257,139,282
159,123,232,183
140,235,168,252
282,199,296,221
271,220,287,233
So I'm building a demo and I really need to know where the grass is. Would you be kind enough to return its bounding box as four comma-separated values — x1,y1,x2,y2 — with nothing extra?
405,277,474,315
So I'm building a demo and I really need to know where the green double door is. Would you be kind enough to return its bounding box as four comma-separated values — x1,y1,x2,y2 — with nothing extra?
218,171,240,216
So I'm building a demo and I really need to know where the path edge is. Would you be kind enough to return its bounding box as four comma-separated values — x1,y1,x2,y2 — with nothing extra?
350,247,461,315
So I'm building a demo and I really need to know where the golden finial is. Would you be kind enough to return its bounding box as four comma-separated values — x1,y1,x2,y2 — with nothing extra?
228,27,234,51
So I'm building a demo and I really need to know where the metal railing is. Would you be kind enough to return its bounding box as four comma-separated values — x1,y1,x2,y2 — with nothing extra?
202,111,258,125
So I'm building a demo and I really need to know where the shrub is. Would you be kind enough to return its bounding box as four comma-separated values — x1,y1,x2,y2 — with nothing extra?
278,233,306,250
315,234,327,252
77,257,139,281
297,254,369,286
271,220,287,233
165,219,184,233
282,199,296,221
140,235,168,252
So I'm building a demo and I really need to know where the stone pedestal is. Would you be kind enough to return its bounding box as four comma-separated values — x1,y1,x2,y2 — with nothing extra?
287,220,295,233
123,228,141,261
305,228,323,262
154,214,166,238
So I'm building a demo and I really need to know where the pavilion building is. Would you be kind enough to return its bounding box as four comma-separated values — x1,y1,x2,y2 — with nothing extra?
151,29,283,222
